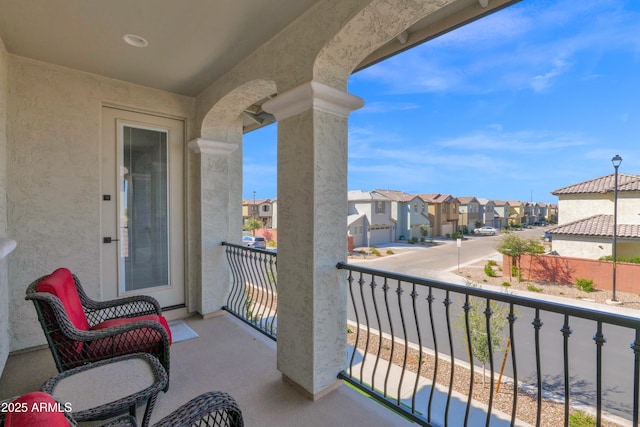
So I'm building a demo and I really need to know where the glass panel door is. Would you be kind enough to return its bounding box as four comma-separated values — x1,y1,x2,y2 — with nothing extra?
119,125,170,292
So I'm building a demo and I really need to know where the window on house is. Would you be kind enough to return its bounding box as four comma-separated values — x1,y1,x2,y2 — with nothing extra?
375,201,385,214
354,226,363,235
413,203,418,213
262,205,270,212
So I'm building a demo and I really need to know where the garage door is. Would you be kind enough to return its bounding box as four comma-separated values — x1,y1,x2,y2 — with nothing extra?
369,227,391,246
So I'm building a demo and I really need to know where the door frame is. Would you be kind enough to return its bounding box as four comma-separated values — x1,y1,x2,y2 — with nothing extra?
101,104,188,309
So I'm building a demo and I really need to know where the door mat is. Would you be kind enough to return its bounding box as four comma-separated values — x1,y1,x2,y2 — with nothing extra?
169,320,199,343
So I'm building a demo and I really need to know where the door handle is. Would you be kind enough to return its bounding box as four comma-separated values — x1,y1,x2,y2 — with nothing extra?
103,237,120,244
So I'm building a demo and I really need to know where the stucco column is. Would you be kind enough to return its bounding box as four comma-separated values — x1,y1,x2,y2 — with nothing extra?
263,80,363,398
188,138,240,315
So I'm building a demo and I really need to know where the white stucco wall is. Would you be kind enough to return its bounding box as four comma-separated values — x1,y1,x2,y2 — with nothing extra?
7,56,195,350
558,194,611,225
552,236,612,260
0,36,10,374
558,193,640,226
617,192,640,224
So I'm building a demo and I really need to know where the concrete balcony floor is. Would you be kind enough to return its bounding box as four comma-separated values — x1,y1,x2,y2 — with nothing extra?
0,313,414,426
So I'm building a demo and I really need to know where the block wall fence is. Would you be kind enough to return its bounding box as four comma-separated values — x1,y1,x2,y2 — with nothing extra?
503,254,640,294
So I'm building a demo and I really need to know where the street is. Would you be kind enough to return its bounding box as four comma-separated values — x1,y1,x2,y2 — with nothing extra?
347,229,636,422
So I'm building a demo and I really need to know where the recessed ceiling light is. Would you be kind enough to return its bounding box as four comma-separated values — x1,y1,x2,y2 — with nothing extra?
122,34,148,48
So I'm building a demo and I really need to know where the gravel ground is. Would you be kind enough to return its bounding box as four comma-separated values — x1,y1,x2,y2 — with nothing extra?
344,257,634,426
456,259,640,310
347,327,621,427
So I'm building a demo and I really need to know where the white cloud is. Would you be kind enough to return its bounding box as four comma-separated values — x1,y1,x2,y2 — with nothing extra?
352,0,640,95
530,57,571,92
358,102,420,114
435,129,590,153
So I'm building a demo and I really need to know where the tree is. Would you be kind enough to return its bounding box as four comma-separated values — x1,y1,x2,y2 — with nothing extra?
420,224,429,239
457,281,509,386
243,217,261,235
495,233,546,282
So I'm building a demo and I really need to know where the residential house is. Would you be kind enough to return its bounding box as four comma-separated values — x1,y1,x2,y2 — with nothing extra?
242,198,259,223
523,202,534,225
1,1,581,425
477,198,498,228
507,200,525,226
372,189,430,241
258,200,275,228
243,198,274,228
535,202,549,224
419,194,460,237
549,174,640,259
348,190,394,247
492,201,511,229
548,203,559,224
457,196,481,232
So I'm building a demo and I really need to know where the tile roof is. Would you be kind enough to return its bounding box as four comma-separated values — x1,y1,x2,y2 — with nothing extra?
456,196,479,204
348,190,389,201
372,189,415,202
552,173,640,195
548,214,640,239
419,193,456,203
347,213,365,226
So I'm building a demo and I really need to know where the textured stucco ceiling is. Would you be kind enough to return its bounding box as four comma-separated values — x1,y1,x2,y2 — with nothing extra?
0,0,323,96
0,0,516,100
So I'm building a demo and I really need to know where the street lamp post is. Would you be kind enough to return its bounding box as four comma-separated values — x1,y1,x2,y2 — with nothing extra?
611,154,622,302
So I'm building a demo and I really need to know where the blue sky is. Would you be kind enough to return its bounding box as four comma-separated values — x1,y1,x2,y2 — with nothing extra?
244,0,640,204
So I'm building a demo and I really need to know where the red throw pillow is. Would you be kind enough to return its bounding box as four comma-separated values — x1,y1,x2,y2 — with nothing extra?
36,268,90,331
92,315,172,345
4,392,71,427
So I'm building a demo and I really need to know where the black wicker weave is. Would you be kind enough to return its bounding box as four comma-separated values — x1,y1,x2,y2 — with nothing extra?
152,391,244,427
25,272,171,391
96,391,243,427
41,353,167,427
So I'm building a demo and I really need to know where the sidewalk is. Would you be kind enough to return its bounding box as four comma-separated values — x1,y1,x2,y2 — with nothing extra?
347,345,533,427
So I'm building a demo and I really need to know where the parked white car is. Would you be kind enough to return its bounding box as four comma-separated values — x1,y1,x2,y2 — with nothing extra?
474,226,498,236
242,235,266,249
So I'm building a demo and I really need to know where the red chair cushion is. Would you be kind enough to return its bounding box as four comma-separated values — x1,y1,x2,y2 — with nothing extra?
91,314,172,345
4,392,70,427
36,268,90,331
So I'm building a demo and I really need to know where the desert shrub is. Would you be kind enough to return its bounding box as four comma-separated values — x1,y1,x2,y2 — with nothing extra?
511,264,522,281
575,278,594,293
409,237,419,244
501,282,511,287
484,263,496,277
386,249,394,255
370,248,381,256
487,260,498,266
599,255,640,264
527,284,542,293
568,410,596,426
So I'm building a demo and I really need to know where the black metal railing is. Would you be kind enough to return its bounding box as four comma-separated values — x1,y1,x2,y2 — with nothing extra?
337,261,640,427
222,242,277,340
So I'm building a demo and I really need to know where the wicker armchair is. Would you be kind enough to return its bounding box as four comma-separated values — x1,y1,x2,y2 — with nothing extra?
152,391,244,427
2,392,243,427
25,268,171,390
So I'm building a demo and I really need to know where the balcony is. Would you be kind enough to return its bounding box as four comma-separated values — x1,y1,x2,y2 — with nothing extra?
2,244,638,427
0,313,417,427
